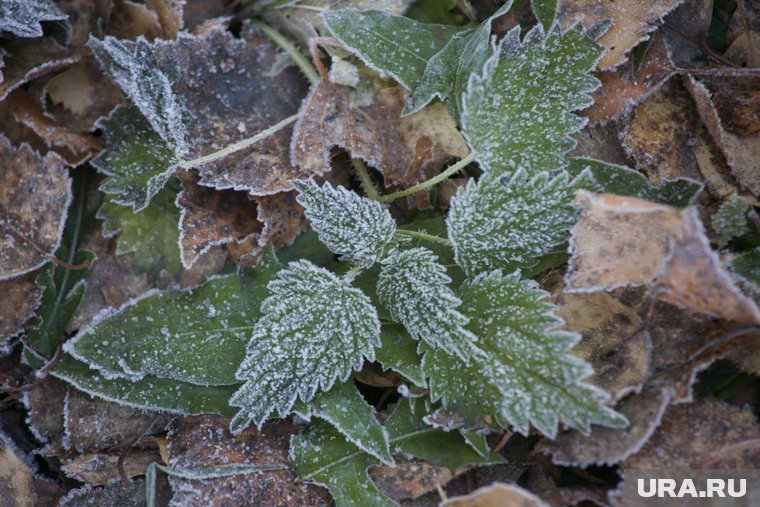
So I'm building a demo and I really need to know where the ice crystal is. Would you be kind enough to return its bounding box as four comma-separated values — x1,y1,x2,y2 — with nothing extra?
0,0,67,38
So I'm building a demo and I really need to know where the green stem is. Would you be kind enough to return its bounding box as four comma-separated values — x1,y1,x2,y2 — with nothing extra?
397,229,451,246
251,20,320,84
343,264,363,282
378,152,476,203
353,158,381,201
177,113,299,169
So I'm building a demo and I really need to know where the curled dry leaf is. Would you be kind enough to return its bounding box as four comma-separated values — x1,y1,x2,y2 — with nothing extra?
168,415,330,506
566,191,760,325
0,276,41,354
558,0,685,69
291,78,468,192
0,136,71,281
441,482,549,507
685,75,760,198
585,32,675,125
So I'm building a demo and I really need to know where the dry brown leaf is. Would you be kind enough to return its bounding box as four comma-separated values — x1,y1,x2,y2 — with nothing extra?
661,0,716,67
368,460,453,502
62,450,160,485
64,389,169,454
291,78,468,192
23,378,67,447
151,22,312,195
621,77,705,184
168,415,330,506
145,0,183,39
558,0,685,69
177,173,263,269
724,0,760,68
441,482,548,507
570,120,632,166
566,192,760,325
0,276,41,354
685,75,760,197
256,191,309,251
542,387,671,467
58,478,166,507
0,136,71,281
585,32,675,124
108,0,162,40
554,290,651,403
0,431,62,506
624,398,760,469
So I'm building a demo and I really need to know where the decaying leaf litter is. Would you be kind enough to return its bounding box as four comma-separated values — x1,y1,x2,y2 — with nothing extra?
1,0,760,505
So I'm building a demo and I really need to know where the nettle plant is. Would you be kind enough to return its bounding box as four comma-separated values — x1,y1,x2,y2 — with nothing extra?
38,3,710,505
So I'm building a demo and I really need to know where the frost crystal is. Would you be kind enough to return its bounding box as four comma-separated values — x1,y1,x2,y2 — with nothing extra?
423,270,627,438
462,24,602,176
294,180,396,267
447,169,589,276
230,260,381,432
0,0,67,38
377,248,476,361
89,35,188,156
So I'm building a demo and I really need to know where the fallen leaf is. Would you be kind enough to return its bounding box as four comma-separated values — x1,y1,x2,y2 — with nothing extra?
62,450,160,485
566,192,760,325
724,0,760,68
558,0,686,69
0,136,71,281
441,482,549,507
685,75,760,198
585,31,675,124
0,276,41,354
368,460,453,502
22,378,66,446
292,78,468,192
58,478,165,507
661,0,716,67
168,415,330,506
0,430,62,506
624,398,760,469
107,0,162,41
0,0,68,39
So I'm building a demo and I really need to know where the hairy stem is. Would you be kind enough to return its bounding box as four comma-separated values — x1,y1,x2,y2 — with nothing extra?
378,152,476,203
353,158,381,201
397,229,451,246
177,113,299,169
251,20,320,84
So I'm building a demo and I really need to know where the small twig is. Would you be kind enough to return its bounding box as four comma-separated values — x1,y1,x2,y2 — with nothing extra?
396,229,451,247
379,153,476,203
492,430,511,454
118,414,160,487
688,325,760,362
353,158,381,201
251,20,320,84
375,387,395,411
309,36,344,82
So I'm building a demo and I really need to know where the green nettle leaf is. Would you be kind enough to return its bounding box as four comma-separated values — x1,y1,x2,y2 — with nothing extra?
98,183,182,275
462,24,602,177
295,381,393,465
64,251,282,386
375,324,426,388
52,356,238,416
567,158,703,207
89,35,187,155
733,249,760,285
321,9,464,91
447,169,590,277
423,270,627,438
712,195,750,245
230,260,381,432
93,106,177,211
531,0,558,32
377,247,476,361
291,398,500,507
294,180,396,267
0,0,67,38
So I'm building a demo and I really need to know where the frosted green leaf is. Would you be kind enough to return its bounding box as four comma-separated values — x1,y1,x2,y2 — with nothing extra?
531,0,558,32
712,195,750,245
321,9,464,91
0,0,67,38
423,270,628,438
447,169,589,277
295,380,393,465
230,260,381,432
92,106,177,212
376,323,426,388
377,247,476,361
294,179,396,267
405,1,514,118
52,356,238,417
98,184,182,275
462,24,602,176
567,158,702,207
89,35,188,155
291,398,500,507
733,249,760,285
64,251,282,386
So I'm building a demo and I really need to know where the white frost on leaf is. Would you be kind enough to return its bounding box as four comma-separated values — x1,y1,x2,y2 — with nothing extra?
423,270,628,438
377,247,476,361
447,169,590,276
0,0,68,38
462,23,602,176
229,260,381,432
88,35,188,156
294,179,396,267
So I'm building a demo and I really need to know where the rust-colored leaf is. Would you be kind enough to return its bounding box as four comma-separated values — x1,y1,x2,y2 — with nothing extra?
441,482,548,507
0,276,41,354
